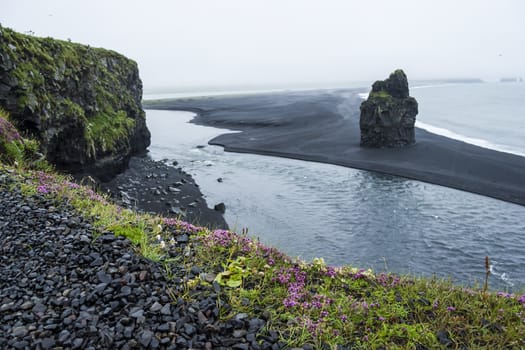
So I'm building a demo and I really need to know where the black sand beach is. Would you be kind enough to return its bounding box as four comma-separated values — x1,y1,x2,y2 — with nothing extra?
143,89,525,206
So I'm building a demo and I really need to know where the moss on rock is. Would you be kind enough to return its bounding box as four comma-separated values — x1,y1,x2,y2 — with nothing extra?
0,25,150,175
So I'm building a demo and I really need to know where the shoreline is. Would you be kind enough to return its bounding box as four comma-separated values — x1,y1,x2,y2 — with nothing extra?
143,89,525,207
94,155,228,229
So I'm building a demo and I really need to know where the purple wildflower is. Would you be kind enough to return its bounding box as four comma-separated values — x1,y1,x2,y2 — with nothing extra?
37,185,49,193
518,294,525,305
497,291,513,298
275,267,308,308
66,181,80,189
325,266,337,278
447,306,456,312
162,218,202,233
277,270,291,284
0,117,21,142
352,269,367,280
377,273,401,287
283,298,297,308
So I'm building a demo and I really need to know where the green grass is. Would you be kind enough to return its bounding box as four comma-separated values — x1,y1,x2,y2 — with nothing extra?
84,110,136,157
0,160,524,349
0,110,51,171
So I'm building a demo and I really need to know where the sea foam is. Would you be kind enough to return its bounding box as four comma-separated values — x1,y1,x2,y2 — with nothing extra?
415,121,525,157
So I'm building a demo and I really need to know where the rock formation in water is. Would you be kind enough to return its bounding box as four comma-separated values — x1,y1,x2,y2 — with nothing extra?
0,25,150,177
359,69,418,147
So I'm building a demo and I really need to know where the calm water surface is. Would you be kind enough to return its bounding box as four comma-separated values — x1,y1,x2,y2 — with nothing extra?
145,109,525,291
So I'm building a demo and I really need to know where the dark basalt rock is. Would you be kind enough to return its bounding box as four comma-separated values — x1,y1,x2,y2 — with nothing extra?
359,69,418,147
0,25,150,177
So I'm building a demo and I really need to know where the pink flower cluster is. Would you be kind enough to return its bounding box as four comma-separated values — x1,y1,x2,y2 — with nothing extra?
325,266,337,278
496,291,513,299
376,273,401,288
351,269,369,280
304,294,333,310
208,229,236,247
37,185,49,193
274,267,307,308
0,117,21,143
163,218,202,233
31,171,106,203
195,227,287,267
496,292,525,307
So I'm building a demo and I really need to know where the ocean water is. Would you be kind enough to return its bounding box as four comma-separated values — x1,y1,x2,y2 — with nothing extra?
145,82,525,291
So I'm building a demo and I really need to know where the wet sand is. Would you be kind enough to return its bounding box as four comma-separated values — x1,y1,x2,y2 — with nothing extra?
143,89,525,206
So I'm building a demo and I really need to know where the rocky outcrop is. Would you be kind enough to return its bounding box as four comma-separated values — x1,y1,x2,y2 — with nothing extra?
0,25,150,176
359,69,418,147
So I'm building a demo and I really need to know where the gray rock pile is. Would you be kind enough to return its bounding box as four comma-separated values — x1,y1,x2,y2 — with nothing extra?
0,173,278,349
98,156,228,229
359,69,418,147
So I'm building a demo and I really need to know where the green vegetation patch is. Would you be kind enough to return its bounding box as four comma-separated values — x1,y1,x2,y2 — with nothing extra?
84,110,136,157
0,25,143,160
179,229,525,348
369,90,393,101
0,109,50,170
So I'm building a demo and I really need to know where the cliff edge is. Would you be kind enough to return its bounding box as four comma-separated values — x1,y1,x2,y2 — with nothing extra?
0,25,150,177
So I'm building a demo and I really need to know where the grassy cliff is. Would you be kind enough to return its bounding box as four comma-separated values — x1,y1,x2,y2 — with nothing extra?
0,25,150,175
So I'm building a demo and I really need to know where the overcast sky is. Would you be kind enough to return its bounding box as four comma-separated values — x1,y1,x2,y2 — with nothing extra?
1,0,523,90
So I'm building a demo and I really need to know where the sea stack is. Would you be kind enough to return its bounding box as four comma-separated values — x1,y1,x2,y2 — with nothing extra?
359,69,418,147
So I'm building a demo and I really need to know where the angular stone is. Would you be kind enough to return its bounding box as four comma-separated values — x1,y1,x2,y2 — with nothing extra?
149,301,162,313
214,202,226,214
58,329,71,343
233,329,247,338
139,330,153,347
160,303,171,315
20,301,34,310
183,323,196,335
234,313,249,321
157,323,170,332
12,326,28,337
72,338,84,348
96,271,112,284
130,308,144,318
12,340,29,349
32,302,47,314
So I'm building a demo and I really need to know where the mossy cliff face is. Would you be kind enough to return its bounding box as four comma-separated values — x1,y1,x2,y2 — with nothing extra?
0,25,150,176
